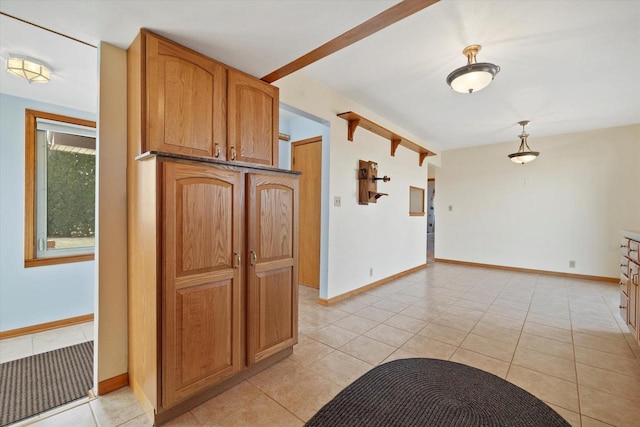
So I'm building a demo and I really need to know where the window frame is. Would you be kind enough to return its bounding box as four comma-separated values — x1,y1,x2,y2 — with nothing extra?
409,185,425,217
24,109,97,267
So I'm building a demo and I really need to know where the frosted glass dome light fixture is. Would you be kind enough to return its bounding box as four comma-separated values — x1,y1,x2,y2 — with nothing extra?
446,44,500,94
508,120,539,164
6,55,52,84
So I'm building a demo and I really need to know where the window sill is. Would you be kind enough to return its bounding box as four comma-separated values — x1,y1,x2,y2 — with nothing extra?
25,253,94,268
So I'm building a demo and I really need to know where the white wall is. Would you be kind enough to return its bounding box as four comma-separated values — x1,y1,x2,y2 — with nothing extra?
275,73,438,299
0,94,95,332
95,42,128,384
435,124,640,278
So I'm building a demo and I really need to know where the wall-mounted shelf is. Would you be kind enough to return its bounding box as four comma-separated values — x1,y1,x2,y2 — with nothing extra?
337,111,436,166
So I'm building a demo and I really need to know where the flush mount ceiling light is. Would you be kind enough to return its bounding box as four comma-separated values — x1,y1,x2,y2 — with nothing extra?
6,55,52,84
508,120,539,164
446,44,500,94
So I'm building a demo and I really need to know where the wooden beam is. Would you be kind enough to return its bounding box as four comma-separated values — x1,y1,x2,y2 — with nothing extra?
261,0,439,83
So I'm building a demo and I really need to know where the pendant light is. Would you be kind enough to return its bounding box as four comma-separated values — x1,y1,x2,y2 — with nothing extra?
508,121,539,164
446,45,500,94
5,55,52,84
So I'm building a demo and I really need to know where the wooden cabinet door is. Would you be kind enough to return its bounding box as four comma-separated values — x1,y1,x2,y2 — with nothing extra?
630,261,640,336
162,162,242,408
246,173,298,365
227,70,278,166
147,34,226,159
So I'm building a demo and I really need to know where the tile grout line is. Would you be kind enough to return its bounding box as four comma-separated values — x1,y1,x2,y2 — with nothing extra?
565,282,584,425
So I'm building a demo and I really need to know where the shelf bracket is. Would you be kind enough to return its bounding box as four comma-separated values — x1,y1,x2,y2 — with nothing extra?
419,152,429,167
390,139,401,157
347,119,360,142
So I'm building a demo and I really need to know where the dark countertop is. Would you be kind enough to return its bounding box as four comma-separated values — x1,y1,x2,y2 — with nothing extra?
135,151,301,175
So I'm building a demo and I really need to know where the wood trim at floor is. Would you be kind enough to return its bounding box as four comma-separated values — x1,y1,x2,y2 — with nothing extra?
98,373,129,395
0,313,94,340
434,258,618,283
318,264,427,306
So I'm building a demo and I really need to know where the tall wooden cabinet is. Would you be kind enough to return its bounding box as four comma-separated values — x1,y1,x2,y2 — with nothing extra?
129,29,279,165
128,156,298,423
127,29,297,425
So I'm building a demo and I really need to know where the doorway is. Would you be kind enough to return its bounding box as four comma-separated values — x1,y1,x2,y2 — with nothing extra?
291,137,322,288
427,168,436,263
0,13,98,424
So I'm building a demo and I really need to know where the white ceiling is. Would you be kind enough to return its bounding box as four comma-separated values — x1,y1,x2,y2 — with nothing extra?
1,0,639,152
0,13,97,113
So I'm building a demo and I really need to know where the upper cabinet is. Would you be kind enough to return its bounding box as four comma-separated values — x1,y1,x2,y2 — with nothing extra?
128,30,279,166
146,34,226,159
228,70,279,166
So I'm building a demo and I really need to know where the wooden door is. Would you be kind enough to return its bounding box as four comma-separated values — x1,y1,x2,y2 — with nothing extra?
227,70,278,166
146,33,226,159
246,173,298,365
291,137,321,289
162,162,242,408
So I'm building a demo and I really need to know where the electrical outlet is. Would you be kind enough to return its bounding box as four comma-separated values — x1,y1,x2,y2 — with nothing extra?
334,196,341,207
569,260,576,268
448,205,453,212
369,268,373,277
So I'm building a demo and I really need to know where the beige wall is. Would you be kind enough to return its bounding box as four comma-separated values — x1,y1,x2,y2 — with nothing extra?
435,124,640,278
95,42,128,385
275,73,439,299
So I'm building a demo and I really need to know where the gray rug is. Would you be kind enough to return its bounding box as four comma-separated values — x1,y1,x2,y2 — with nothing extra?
0,341,93,426
305,358,570,427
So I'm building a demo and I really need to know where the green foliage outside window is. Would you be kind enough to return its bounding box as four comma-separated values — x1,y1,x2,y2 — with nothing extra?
46,150,96,238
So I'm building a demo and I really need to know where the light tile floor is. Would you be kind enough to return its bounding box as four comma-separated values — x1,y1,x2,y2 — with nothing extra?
0,321,94,364
4,263,640,426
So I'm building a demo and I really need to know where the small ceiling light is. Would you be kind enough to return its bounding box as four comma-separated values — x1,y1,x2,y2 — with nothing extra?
446,44,500,94
6,55,52,84
508,120,539,164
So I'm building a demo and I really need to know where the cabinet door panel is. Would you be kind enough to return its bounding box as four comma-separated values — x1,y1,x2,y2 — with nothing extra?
228,70,278,165
247,174,298,365
162,162,241,408
175,178,233,275
620,291,629,323
176,280,232,386
630,261,639,335
256,268,293,353
147,36,226,158
258,185,294,260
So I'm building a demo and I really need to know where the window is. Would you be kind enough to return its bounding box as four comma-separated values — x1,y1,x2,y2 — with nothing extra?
409,186,425,216
24,109,96,267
